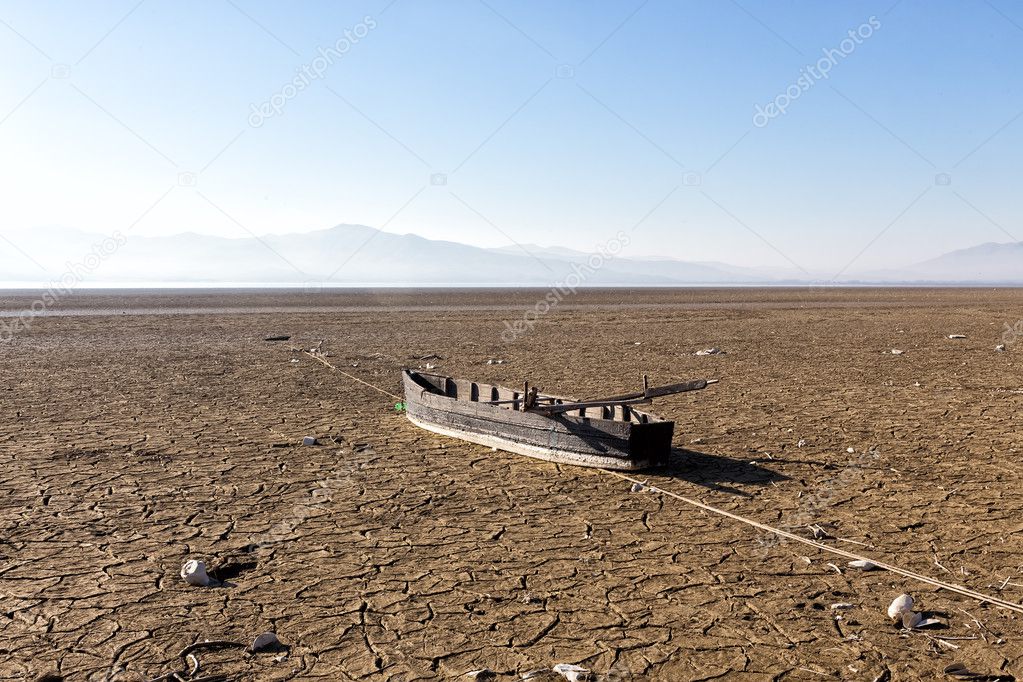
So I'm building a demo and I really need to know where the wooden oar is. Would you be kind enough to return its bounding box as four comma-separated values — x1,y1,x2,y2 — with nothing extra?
578,378,715,404
530,378,715,415
484,378,717,413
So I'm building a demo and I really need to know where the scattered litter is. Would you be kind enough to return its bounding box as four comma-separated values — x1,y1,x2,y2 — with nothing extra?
899,611,943,629
465,670,497,681
263,335,291,342
797,439,807,447
630,481,647,493
180,559,213,587
425,363,437,370
996,344,1007,352
831,603,854,610
250,632,282,653
908,613,943,629
944,663,976,679
302,436,318,446
552,664,593,681
695,348,725,356
890,349,905,355
186,652,200,676
902,610,923,628
943,662,1012,680
948,334,967,339
289,359,300,364
848,559,881,571
691,437,703,444
809,524,833,540
847,447,855,453
885,593,944,629
486,359,507,365
888,594,913,620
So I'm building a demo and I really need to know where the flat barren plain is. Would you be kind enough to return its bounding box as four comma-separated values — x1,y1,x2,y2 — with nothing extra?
1,287,1022,681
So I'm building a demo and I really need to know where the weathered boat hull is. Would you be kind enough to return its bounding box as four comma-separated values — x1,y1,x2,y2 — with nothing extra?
403,370,674,470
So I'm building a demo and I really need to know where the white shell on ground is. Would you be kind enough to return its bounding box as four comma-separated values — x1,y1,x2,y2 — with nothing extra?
887,594,913,620
552,664,592,681
180,559,211,587
251,632,280,652
901,611,922,629
848,560,880,571
915,616,943,629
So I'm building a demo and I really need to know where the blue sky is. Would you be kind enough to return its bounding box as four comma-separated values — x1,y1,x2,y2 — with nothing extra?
1,0,1021,272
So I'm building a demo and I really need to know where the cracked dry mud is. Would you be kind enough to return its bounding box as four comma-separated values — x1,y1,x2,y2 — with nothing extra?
1,288,1022,681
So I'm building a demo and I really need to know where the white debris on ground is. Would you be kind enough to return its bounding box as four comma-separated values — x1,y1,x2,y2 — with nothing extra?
552,663,593,681
302,436,318,446
996,344,1007,352
886,593,943,629
888,594,913,620
889,349,905,355
848,559,880,571
948,334,967,339
486,359,507,365
180,559,213,587
695,348,725,356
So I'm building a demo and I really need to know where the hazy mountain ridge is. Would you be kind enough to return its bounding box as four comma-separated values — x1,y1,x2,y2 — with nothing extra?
0,225,1020,284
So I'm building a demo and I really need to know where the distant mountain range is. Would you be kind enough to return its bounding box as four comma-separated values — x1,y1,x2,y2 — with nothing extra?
0,225,1020,285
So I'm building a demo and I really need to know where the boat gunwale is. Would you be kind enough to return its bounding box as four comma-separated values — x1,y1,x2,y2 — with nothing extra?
403,369,670,427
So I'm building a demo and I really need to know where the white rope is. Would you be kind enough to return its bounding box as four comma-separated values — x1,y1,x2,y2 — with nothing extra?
302,351,402,401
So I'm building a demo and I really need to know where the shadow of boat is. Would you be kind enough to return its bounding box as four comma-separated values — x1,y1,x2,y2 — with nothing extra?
646,447,790,497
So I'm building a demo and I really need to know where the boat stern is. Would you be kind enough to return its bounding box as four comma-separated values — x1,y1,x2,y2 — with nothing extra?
629,421,674,467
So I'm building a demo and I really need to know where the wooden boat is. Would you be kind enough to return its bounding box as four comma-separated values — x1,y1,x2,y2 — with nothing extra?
402,369,715,470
